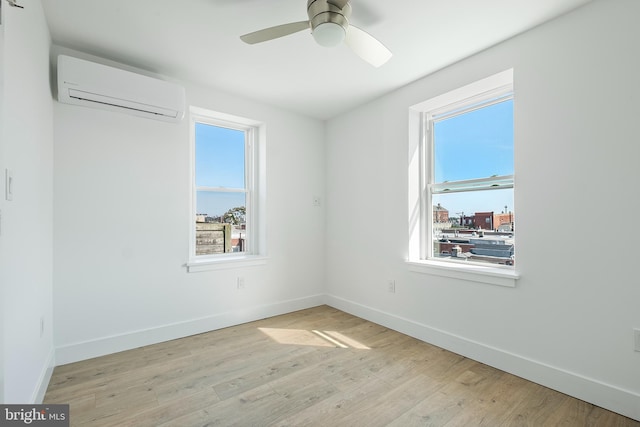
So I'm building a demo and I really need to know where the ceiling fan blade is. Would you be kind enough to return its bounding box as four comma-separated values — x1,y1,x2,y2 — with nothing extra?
344,25,392,67
240,21,310,44
327,0,350,9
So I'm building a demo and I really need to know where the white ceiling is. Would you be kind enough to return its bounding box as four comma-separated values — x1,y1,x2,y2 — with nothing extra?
41,0,593,120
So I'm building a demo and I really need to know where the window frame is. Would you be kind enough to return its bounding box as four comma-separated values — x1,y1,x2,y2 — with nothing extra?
408,70,519,287
187,106,267,272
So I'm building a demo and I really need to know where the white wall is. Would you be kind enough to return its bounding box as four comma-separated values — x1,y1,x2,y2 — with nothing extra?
52,48,326,364
0,0,55,403
325,0,640,420
0,1,5,405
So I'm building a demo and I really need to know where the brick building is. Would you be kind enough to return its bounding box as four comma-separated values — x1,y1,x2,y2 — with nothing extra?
473,211,513,231
433,203,449,223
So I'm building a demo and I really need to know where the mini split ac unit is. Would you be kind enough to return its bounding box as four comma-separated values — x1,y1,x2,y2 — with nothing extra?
57,55,186,123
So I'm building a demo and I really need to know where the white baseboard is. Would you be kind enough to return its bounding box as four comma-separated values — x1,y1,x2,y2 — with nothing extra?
325,294,640,422
33,348,55,403
55,294,325,366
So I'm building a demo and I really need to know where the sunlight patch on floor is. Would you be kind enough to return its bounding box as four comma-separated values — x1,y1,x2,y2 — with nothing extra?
258,328,370,349
321,330,370,349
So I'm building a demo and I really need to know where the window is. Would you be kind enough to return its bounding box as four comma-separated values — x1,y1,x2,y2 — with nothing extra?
408,70,518,286
188,107,266,271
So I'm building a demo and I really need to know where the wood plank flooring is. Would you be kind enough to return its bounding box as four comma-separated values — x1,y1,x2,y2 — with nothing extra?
44,305,640,426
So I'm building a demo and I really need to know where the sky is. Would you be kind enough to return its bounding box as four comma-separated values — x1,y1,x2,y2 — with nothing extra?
195,123,246,217
432,99,514,220
193,99,514,222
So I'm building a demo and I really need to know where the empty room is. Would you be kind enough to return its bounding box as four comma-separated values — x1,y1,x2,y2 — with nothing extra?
1,0,639,425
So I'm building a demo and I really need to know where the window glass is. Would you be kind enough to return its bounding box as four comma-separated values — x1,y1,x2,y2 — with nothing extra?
428,93,515,267
195,123,245,188
434,99,513,183
193,121,250,256
432,189,514,265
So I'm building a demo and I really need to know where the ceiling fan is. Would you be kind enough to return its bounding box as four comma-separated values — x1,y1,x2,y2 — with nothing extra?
240,0,392,67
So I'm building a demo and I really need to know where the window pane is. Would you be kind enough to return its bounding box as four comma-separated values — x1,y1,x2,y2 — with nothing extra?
196,191,246,254
195,123,245,188
434,99,513,183
432,189,514,266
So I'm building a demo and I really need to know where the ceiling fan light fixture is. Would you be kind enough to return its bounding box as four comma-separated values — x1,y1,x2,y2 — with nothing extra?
312,22,345,47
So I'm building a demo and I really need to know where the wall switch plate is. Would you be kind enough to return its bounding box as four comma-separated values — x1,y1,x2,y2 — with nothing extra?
313,196,321,207
5,169,14,201
237,277,246,290
387,280,396,293
634,329,640,352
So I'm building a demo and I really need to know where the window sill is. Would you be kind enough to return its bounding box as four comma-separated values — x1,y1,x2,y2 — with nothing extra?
187,255,268,273
407,259,519,288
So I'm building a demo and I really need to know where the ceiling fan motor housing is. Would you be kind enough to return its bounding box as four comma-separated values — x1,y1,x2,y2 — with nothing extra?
307,0,351,33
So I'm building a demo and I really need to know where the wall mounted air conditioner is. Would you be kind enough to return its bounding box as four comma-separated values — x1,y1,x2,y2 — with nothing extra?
57,55,186,123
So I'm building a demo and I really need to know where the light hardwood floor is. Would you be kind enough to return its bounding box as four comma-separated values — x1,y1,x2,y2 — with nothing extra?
45,305,639,426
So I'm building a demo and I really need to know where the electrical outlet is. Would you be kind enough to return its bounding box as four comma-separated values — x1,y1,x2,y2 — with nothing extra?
634,329,640,352
237,277,246,290
387,280,396,293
